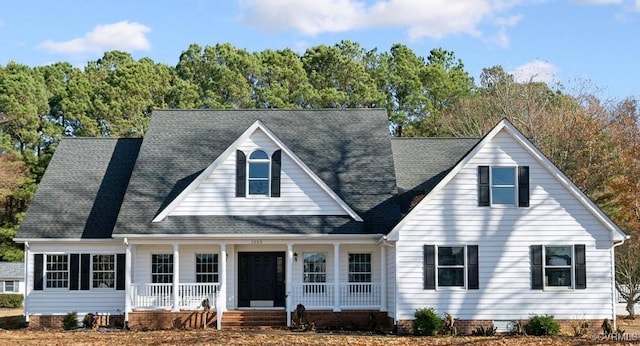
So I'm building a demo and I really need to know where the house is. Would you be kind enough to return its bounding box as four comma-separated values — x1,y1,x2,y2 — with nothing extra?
14,109,627,333
0,262,25,297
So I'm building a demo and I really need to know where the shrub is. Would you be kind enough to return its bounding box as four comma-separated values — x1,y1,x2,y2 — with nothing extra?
62,311,79,330
0,293,23,308
413,307,441,336
526,314,560,336
472,324,497,336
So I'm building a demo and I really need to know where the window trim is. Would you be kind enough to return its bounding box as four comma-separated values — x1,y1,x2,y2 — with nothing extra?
247,149,271,197
92,254,116,289
45,254,69,289
543,245,574,290
436,245,467,289
151,254,174,284
195,253,219,283
1,280,17,293
490,166,517,207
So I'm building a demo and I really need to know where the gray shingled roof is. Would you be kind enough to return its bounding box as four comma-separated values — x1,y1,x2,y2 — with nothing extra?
0,262,23,279
391,137,479,212
17,138,142,239
113,109,401,236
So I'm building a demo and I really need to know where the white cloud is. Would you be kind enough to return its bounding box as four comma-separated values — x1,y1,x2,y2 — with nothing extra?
635,0,640,10
512,60,559,84
39,21,151,55
238,0,513,41
570,0,623,4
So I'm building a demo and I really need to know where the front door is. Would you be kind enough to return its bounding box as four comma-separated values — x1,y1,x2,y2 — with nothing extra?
238,252,285,308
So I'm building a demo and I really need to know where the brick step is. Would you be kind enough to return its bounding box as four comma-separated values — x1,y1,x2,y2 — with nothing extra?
222,311,286,327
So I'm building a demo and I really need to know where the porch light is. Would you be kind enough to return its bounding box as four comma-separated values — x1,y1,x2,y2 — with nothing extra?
294,252,298,261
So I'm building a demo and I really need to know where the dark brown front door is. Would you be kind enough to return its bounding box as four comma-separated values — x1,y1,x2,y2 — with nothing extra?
238,252,285,307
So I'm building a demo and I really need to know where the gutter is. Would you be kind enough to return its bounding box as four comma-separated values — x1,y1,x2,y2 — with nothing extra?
611,235,630,330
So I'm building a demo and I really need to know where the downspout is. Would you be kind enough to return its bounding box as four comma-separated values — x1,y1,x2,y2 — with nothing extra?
611,236,629,331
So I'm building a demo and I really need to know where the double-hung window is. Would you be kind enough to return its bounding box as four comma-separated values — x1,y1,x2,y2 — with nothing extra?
1,281,17,292
348,253,371,293
248,150,270,196
152,254,173,284
92,254,115,288
303,253,326,293
531,244,586,290
195,254,219,283
478,166,529,207
46,255,69,288
424,245,479,290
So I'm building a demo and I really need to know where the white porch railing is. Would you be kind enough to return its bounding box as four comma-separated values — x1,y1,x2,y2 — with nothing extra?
131,283,220,310
291,282,381,310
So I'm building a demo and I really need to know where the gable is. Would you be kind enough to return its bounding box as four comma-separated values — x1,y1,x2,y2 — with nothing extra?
154,123,360,219
388,119,626,243
113,109,402,236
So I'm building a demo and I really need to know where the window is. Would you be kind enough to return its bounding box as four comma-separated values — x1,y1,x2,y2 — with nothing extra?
348,253,371,283
46,255,69,288
424,245,479,290
303,253,326,293
531,244,586,290
545,246,572,287
1,281,17,292
248,150,270,196
195,254,219,283
478,166,529,207
152,254,173,283
349,253,371,293
236,149,281,198
438,246,465,287
92,255,115,288
491,167,516,205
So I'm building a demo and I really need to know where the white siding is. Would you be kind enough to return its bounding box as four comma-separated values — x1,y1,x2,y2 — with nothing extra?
25,243,126,316
395,129,616,321
169,129,347,216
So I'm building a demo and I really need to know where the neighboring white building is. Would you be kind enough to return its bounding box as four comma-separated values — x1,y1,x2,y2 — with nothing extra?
14,109,627,333
0,262,25,297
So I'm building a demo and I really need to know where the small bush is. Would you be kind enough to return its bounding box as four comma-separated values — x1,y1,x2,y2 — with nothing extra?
62,311,79,330
0,293,23,308
413,307,441,336
526,314,560,336
472,324,497,336
571,320,589,336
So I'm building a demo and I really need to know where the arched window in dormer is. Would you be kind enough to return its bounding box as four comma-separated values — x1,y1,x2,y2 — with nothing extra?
248,150,270,196
236,149,282,198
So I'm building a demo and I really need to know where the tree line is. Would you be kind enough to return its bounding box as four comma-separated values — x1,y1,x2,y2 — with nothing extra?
1,41,639,313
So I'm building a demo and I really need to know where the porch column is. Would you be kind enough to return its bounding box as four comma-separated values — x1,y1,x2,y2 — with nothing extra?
124,240,132,321
286,243,293,327
219,244,227,312
380,245,387,312
172,244,180,312
333,243,341,312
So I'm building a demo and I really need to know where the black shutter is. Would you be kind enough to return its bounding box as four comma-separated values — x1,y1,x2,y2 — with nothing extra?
116,253,126,290
531,245,543,290
518,166,530,207
236,150,246,197
70,254,80,290
80,254,90,290
271,150,281,197
467,245,479,290
575,244,587,289
478,166,490,206
34,254,43,291
424,245,436,290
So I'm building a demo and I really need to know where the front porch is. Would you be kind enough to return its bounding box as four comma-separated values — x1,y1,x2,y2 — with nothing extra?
123,237,390,329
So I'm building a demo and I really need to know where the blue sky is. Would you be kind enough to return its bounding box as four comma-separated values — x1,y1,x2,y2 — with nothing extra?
1,0,639,100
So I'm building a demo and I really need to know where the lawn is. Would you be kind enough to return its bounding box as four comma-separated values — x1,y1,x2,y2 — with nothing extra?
1,308,639,345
